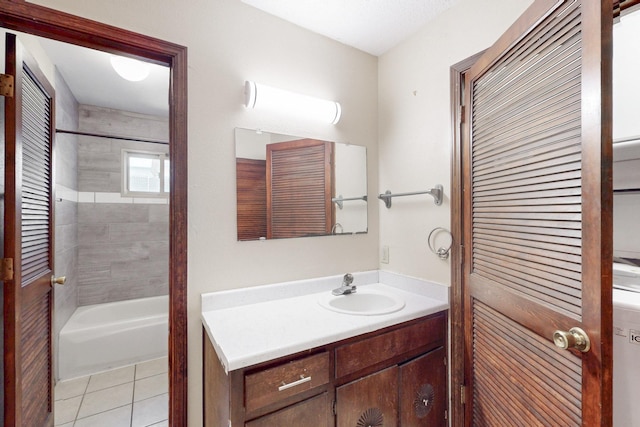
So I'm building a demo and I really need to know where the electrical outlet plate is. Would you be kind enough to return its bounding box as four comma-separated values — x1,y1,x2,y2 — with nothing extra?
381,246,389,264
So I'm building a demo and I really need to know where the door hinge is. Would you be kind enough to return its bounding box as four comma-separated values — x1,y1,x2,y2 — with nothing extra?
332,399,337,416
0,258,14,281
460,385,466,405
460,105,466,124
0,74,14,98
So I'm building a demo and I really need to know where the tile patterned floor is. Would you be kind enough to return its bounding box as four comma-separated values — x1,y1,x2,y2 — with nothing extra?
54,357,168,427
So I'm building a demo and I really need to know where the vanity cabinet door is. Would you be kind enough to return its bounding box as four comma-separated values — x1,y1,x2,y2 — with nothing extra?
399,347,446,427
245,392,331,427
336,366,399,427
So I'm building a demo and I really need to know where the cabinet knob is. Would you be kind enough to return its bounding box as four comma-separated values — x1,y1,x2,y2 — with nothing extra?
414,383,435,418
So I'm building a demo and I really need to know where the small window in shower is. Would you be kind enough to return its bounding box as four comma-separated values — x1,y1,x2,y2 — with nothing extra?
123,149,170,197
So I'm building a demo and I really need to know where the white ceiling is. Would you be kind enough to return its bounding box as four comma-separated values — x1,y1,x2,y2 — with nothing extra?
26,3,638,125
37,36,170,118
241,0,462,56
27,1,459,118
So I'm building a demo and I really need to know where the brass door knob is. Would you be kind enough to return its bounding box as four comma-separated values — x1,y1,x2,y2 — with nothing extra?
51,275,66,286
553,327,590,353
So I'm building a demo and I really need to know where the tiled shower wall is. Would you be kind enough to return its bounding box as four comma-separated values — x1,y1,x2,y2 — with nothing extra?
76,105,169,306
77,203,169,305
54,68,79,354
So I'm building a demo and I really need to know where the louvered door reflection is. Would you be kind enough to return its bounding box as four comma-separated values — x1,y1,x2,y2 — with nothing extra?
463,0,612,425
266,139,333,239
4,33,56,427
236,158,267,240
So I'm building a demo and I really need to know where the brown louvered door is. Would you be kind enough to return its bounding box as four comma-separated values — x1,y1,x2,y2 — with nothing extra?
236,158,267,240
4,33,56,427
267,139,334,239
463,1,612,426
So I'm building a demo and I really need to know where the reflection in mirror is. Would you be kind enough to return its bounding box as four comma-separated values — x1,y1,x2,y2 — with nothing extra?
235,128,367,241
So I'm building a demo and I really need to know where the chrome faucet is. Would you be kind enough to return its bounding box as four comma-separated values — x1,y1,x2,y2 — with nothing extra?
332,273,356,296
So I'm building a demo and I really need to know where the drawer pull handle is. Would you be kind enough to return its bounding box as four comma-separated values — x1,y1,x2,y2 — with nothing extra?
278,375,311,391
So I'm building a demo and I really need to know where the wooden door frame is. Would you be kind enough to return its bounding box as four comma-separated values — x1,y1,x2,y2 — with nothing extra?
0,2,188,425
449,51,483,427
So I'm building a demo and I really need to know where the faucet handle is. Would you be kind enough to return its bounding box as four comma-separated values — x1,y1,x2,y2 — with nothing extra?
343,273,354,285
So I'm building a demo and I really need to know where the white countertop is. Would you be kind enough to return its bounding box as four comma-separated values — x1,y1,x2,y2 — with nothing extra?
201,271,449,372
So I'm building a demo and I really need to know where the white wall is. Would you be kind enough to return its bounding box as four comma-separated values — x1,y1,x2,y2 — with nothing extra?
613,141,640,260
612,10,640,261
26,0,378,424
613,10,640,141
377,0,532,285
334,143,368,233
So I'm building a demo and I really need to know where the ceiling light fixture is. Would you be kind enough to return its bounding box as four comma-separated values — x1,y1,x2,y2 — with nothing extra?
110,56,151,82
244,80,341,124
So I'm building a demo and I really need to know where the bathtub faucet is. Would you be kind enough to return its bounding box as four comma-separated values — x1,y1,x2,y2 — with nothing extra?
332,273,356,296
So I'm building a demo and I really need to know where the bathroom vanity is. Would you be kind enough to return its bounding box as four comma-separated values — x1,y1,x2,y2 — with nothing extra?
201,272,449,426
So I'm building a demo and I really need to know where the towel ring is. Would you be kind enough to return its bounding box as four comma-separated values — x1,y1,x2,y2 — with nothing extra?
428,227,453,260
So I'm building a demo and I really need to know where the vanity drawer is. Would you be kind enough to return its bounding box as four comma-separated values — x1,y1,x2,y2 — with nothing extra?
335,313,445,378
245,352,330,413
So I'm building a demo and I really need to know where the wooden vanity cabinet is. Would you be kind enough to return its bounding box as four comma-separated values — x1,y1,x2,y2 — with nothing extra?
203,310,447,427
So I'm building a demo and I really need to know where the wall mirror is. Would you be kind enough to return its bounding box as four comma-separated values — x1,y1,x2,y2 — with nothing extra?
235,128,368,241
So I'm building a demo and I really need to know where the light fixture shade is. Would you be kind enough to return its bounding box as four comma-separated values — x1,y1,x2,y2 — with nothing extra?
110,56,151,82
244,80,341,124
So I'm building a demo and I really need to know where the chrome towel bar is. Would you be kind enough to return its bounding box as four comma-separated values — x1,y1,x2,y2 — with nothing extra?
332,194,368,209
378,184,443,208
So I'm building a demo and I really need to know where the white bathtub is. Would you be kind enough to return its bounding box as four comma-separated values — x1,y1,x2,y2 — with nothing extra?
58,295,168,380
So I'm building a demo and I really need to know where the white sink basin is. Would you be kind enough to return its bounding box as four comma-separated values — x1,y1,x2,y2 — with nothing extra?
318,288,405,316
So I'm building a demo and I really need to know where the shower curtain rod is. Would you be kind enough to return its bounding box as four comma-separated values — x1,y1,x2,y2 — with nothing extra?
55,129,169,145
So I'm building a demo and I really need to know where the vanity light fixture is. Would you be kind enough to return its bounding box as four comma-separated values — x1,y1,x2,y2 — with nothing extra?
110,55,151,82
244,80,342,124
